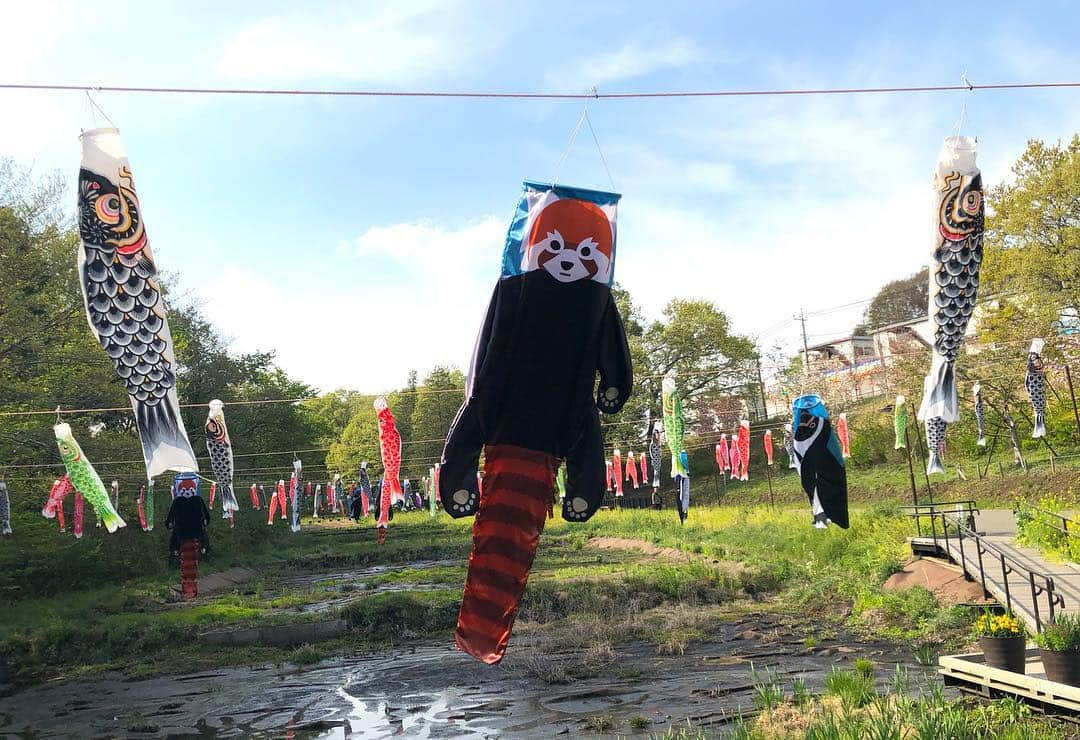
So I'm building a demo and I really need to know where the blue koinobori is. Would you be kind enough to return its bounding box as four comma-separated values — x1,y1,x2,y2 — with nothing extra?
790,394,849,529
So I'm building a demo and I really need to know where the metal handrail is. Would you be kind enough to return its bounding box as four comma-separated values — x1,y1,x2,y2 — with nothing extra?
904,504,1065,632
1015,503,1080,544
900,500,979,537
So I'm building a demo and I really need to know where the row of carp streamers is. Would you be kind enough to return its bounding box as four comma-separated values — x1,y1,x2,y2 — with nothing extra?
17,128,393,540
895,335,1048,470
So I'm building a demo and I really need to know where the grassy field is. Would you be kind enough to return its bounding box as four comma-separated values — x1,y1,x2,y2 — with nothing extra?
0,501,978,688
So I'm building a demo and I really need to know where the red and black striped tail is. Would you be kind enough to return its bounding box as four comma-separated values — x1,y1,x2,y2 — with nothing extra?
179,539,200,599
456,444,555,665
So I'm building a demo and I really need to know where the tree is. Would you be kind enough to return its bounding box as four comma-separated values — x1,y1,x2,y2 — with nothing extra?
601,293,758,452
388,369,418,444
325,404,380,480
0,159,327,490
860,268,929,331
982,135,1080,342
408,366,466,477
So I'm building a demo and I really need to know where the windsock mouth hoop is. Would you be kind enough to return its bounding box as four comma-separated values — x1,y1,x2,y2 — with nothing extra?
79,127,121,141
1030,338,1045,355
793,394,829,420
942,135,977,152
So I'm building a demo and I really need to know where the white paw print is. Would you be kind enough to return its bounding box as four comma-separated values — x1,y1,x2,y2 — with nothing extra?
564,496,590,521
450,488,477,514
597,386,621,411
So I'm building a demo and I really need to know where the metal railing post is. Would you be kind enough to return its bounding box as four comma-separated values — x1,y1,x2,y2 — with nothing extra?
1029,572,1043,632
957,520,969,580
976,542,988,596
1001,554,1012,614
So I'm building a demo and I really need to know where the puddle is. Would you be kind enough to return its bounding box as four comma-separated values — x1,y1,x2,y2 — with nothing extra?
0,614,937,738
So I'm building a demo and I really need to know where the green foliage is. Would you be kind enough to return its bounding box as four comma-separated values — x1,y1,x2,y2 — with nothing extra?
823,666,876,709
408,366,466,465
600,293,760,461
983,135,1080,331
1034,612,1080,651
339,590,459,641
1015,495,1079,561
860,268,929,332
751,664,785,711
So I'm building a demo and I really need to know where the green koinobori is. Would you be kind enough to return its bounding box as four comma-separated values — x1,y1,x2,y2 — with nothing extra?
54,423,126,533
662,375,687,477
893,394,908,450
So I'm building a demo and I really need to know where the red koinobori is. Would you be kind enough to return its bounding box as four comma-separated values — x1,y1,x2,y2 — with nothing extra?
439,181,633,664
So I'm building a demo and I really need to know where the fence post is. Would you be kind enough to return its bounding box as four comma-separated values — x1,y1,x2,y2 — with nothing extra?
904,428,919,507
1066,365,1080,439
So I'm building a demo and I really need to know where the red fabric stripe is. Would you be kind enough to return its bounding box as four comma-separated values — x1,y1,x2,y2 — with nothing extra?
456,444,555,664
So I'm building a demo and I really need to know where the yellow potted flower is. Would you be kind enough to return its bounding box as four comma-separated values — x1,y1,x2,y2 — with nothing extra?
973,610,1027,673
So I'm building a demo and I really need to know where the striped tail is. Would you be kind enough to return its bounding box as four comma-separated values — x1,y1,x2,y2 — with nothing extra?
455,444,555,665
101,506,126,534
1033,412,1046,439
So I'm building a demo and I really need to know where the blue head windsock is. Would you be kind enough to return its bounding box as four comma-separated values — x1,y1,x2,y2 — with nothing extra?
791,395,848,529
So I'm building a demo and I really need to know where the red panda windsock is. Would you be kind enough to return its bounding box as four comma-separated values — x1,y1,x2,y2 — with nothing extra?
439,181,632,664
763,429,775,466
638,451,648,483
626,451,639,489
605,460,613,492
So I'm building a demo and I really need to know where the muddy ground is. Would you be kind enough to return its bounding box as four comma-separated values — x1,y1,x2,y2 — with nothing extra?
0,611,931,738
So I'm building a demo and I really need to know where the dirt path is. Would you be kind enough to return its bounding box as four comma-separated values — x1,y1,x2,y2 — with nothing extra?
587,536,694,562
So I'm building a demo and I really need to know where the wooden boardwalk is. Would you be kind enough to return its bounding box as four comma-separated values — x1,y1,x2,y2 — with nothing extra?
913,509,1080,630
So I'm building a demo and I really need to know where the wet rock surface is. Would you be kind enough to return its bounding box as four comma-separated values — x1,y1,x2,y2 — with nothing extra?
0,613,931,738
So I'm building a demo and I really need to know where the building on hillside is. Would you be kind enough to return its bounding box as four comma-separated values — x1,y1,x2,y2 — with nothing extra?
764,311,981,416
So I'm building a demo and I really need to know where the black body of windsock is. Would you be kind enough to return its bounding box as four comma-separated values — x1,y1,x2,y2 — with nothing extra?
793,416,849,529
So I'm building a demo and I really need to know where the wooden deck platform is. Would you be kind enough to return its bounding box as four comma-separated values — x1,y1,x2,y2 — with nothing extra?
910,509,1080,629
940,648,1080,715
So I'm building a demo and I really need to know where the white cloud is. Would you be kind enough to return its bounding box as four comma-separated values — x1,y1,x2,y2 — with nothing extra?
547,38,702,89
200,217,505,392
216,2,499,84
0,0,82,75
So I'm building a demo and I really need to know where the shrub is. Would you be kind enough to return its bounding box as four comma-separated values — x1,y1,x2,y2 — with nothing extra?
1034,613,1080,651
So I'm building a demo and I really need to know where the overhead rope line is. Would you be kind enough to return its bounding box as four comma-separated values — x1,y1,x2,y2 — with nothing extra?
3,80,1079,100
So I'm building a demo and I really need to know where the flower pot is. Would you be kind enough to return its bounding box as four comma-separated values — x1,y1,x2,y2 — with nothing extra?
1040,648,1080,686
980,635,1026,674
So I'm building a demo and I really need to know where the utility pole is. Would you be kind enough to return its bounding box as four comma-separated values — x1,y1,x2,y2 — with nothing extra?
795,309,810,375
755,354,768,418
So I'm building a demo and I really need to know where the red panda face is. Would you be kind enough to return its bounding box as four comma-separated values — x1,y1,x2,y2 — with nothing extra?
525,198,613,284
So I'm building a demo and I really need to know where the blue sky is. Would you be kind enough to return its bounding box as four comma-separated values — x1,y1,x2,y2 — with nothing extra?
3,1,1079,392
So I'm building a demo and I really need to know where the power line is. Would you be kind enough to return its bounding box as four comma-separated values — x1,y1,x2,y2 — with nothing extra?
0,367,758,419
3,80,1080,100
